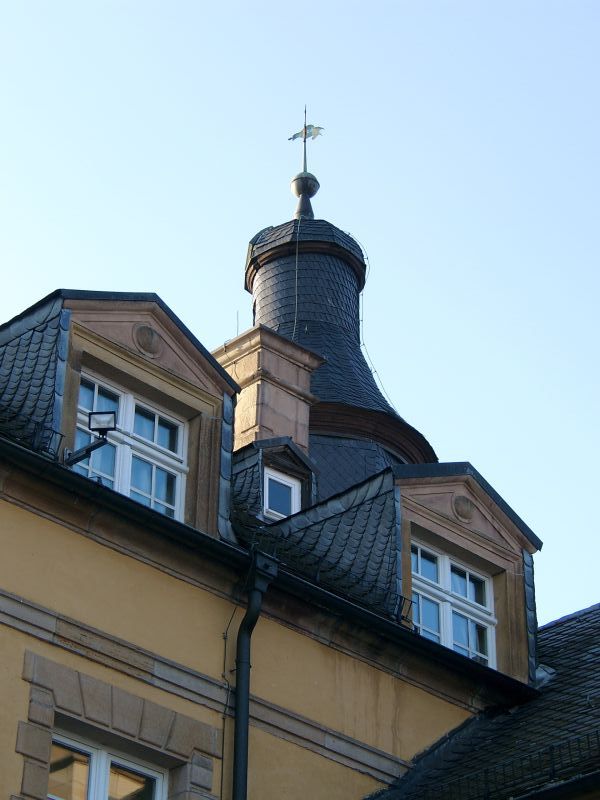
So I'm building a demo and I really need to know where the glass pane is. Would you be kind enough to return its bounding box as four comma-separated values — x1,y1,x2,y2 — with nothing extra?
452,611,469,647
157,417,178,452
154,502,175,518
420,550,438,583
422,629,441,643
421,596,440,633
410,546,418,574
268,477,292,516
131,456,152,494
75,429,91,450
91,442,116,477
48,742,90,800
73,429,91,475
154,467,175,504
97,387,119,416
109,762,155,800
412,592,420,621
95,476,114,489
469,575,486,606
134,407,155,442
451,566,467,597
471,620,488,655
78,380,94,412
130,490,152,507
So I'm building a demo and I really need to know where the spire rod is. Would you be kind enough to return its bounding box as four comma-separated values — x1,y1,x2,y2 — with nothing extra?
303,105,308,173
289,110,324,220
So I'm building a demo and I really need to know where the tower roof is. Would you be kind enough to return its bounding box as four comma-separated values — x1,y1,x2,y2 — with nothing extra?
245,209,437,468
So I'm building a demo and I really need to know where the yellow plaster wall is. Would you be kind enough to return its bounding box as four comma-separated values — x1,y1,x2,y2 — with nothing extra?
0,500,231,681
251,616,471,760
246,726,382,800
0,497,473,791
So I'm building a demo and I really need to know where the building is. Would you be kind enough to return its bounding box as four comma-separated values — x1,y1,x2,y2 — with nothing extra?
0,162,597,800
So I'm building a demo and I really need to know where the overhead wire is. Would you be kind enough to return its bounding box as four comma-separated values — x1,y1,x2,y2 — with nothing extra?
349,232,399,413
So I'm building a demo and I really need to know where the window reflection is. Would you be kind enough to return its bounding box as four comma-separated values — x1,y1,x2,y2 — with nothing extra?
109,763,155,800
268,477,292,517
48,743,90,800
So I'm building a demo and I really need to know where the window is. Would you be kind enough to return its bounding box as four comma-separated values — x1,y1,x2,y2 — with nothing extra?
411,541,496,666
263,467,301,519
73,375,186,519
48,734,166,800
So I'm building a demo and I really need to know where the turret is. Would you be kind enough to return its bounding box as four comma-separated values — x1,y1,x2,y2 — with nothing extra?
244,166,437,498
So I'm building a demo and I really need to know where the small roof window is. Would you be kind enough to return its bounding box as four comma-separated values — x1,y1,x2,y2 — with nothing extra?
264,467,301,520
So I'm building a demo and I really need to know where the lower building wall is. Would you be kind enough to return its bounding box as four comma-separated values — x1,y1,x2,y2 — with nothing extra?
0,492,476,799
246,727,381,800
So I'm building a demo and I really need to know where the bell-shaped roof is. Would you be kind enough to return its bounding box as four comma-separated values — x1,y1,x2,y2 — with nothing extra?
245,201,437,469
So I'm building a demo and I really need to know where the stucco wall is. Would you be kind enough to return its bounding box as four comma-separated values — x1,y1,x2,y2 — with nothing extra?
0,487,474,799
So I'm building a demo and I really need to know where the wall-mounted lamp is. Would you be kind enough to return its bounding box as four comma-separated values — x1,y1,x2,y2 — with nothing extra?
87,411,117,437
63,411,117,468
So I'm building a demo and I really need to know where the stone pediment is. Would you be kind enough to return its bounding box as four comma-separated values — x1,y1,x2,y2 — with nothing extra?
399,479,526,556
67,301,228,401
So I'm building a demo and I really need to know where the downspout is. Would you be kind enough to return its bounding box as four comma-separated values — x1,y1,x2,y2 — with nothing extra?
232,549,278,800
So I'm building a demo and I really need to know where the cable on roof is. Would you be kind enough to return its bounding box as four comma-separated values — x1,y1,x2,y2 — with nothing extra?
291,216,302,342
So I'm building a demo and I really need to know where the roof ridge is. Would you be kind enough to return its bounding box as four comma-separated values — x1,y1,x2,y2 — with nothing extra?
539,602,600,631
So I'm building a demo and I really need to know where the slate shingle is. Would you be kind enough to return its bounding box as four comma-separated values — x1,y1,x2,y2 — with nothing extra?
246,216,437,467
0,297,68,454
310,434,403,500
235,469,402,618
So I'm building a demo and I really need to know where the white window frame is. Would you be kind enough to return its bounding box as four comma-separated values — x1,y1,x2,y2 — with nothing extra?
411,540,497,667
49,732,167,800
74,373,188,520
263,466,301,520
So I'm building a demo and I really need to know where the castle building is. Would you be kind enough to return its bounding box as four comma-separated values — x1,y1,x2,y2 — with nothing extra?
0,160,596,800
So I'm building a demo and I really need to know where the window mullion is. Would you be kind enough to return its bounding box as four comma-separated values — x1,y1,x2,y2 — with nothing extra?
122,393,135,435
89,746,108,800
116,442,131,496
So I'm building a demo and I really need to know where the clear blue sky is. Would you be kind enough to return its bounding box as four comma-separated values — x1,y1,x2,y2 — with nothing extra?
1,2,598,625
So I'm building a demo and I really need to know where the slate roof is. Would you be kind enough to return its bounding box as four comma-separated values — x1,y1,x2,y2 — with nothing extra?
247,218,366,287
245,217,437,468
234,469,404,618
0,295,69,455
310,434,403,500
370,604,600,800
232,447,262,517
251,248,397,413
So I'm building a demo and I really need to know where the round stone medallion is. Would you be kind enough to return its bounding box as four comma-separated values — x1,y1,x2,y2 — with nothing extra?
133,324,163,358
452,494,475,522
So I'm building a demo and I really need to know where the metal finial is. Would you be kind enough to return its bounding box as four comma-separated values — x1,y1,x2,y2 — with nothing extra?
288,108,324,220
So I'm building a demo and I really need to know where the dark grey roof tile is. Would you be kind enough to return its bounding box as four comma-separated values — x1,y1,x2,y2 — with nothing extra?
309,434,403,500
0,300,69,454
236,469,402,617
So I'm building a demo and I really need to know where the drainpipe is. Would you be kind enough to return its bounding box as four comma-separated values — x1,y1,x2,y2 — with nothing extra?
232,549,278,800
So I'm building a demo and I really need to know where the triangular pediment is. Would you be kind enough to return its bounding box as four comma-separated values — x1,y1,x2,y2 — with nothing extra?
67,300,234,401
398,476,532,557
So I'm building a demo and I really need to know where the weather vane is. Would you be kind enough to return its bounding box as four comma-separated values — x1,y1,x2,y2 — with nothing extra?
288,106,324,173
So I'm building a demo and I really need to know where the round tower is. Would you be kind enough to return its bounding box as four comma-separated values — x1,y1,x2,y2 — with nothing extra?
244,169,437,499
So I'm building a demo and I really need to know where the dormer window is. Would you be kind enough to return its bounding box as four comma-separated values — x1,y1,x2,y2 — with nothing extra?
264,467,301,520
73,375,186,519
411,541,496,666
